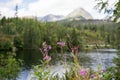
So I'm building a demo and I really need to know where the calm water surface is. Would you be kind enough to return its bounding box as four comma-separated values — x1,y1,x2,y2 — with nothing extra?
17,49,117,80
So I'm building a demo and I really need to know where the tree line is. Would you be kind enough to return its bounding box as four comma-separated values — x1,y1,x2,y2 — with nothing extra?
0,17,120,51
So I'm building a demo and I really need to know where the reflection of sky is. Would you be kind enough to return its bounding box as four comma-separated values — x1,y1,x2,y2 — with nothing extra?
0,0,9,2
86,49,117,70
0,0,116,19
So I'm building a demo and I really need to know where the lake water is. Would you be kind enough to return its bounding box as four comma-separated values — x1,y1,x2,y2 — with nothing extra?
17,49,117,80
85,49,117,70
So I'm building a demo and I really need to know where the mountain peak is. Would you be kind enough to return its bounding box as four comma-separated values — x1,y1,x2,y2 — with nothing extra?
74,7,85,11
66,7,93,20
38,8,93,22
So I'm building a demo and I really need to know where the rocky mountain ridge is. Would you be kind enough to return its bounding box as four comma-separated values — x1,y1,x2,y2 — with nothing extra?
38,8,93,22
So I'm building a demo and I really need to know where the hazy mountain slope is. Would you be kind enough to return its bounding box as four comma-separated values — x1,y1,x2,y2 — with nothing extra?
40,14,64,22
38,8,93,22
66,8,93,20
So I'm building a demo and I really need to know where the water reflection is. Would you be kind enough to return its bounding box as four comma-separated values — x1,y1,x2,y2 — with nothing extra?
1,49,116,70
16,49,43,69
15,49,117,70
86,49,117,70
16,49,117,80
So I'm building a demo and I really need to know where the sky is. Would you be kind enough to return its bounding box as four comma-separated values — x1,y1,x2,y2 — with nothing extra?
0,0,116,19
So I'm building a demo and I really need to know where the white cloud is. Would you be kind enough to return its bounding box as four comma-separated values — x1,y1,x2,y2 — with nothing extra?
28,0,91,16
18,8,35,17
0,7,15,17
1,0,115,19
27,0,107,19
0,0,23,8
0,0,23,17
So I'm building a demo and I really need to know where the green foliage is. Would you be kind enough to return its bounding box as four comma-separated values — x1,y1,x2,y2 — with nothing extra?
0,6,119,79
102,50,120,80
95,0,120,22
0,52,22,80
113,50,120,80
95,1,120,79
0,16,6,26
13,36,23,49
0,40,13,50
34,65,50,80
0,18,119,51
34,52,111,80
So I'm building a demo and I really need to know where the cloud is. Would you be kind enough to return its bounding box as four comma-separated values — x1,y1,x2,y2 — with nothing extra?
27,0,107,19
18,8,35,17
0,7,15,17
28,0,94,16
0,0,109,19
0,0,23,9
0,0,23,17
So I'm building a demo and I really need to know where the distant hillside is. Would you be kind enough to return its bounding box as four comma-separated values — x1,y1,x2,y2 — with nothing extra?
69,19,115,25
57,19,116,28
